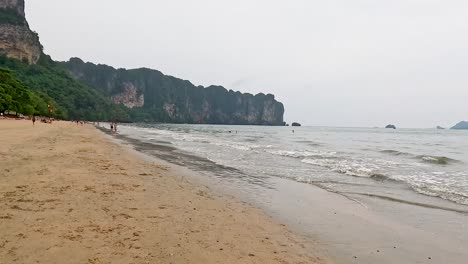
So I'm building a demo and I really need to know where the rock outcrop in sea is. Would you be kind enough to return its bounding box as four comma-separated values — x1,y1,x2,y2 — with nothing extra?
451,121,468,130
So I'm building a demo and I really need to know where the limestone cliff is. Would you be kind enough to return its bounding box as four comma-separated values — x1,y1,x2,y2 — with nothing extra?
111,82,145,108
61,58,285,125
0,0,42,64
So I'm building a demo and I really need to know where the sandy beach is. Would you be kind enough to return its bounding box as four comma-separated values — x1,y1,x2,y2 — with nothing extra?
0,120,328,264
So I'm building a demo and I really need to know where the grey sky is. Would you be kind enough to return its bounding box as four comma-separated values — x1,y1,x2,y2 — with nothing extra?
26,0,468,127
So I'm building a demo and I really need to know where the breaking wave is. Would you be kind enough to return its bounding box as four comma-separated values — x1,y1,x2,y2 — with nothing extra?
300,158,394,181
417,155,460,165
267,149,337,159
411,185,468,206
380,149,460,165
380,149,412,156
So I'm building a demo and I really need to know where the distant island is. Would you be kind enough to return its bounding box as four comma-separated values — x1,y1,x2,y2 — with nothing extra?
291,122,301,127
451,121,468,130
0,0,284,125
385,124,396,129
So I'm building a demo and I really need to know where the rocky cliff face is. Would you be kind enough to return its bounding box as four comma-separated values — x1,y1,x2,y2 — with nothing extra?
111,82,144,108
62,58,285,125
0,0,42,64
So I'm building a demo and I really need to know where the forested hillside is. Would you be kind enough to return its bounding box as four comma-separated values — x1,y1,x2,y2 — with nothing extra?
0,67,54,116
0,55,129,121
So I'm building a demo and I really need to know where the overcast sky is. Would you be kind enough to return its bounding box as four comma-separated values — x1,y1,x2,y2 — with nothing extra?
26,0,468,127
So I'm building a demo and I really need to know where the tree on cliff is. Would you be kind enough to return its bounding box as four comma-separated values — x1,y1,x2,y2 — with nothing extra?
0,55,129,121
0,68,52,116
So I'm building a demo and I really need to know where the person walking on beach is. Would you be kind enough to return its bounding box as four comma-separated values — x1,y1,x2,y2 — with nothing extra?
32,115,36,126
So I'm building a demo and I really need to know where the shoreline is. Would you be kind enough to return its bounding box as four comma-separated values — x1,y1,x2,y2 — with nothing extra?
103,126,468,215
108,123,468,264
0,120,328,263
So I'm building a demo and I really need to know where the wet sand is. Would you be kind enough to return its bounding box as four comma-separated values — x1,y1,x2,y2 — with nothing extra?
0,120,329,264
252,177,468,264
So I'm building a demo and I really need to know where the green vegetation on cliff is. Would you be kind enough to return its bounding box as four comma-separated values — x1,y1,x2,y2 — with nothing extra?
0,54,284,125
62,58,285,125
0,8,25,25
0,68,53,116
0,55,129,121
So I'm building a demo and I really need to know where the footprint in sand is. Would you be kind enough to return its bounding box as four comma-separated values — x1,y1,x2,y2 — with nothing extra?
100,191,115,199
87,257,101,264
16,233,27,239
0,214,13,220
110,183,134,191
10,198,60,212
83,186,97,193
37,168,49,175
114,241,126,248
7,246,18,256
0,240,9,249
51,185,71,195
61,233,83,242
112,213,133,220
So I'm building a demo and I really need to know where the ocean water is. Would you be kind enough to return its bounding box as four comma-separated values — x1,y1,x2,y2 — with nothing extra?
110,124,468,206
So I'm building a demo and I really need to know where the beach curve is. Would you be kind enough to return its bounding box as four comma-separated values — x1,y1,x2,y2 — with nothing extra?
0,120,329,264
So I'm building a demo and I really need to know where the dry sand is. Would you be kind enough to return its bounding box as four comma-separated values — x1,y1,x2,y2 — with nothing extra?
0,120,329,264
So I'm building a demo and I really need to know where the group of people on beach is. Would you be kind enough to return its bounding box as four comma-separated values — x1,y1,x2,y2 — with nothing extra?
31,115,54,125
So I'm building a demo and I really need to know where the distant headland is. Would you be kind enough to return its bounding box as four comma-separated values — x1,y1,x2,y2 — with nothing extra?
451,121,468,130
